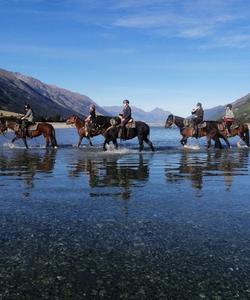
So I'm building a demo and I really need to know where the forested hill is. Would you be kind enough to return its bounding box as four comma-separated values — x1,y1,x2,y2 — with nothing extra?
0,68,107,121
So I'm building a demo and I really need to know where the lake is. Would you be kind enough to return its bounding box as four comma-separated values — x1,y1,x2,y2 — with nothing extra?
0,127,250,299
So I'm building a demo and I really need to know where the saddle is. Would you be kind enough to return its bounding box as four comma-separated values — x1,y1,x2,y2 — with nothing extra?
218,122,239,132
197,121,206,129
27,123,38,131
192,122,206,138
125,119,136,129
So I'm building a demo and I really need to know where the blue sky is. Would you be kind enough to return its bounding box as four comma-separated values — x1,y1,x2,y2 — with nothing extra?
1,0,250,116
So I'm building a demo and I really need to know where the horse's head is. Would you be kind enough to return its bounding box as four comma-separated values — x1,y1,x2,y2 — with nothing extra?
165,114,174,128
66,115,78,125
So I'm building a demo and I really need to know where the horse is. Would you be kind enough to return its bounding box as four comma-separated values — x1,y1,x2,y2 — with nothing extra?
216,121,249,147
103,120,155,152
165,114,229,149
66,115,120,147
0,116,58,149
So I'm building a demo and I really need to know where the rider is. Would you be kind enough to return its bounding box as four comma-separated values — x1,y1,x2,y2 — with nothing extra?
191,102,204,137
85,104,96,136
21,104,34,136
223,104,234,136
118,99,132,138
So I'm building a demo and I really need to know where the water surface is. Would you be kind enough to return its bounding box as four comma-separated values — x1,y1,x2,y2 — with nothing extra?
0,128,250,299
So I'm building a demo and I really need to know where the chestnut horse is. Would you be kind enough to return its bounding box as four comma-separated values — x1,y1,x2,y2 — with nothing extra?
0,117,57,149
66,115,119,147
165,114,229,149
217,121,249,147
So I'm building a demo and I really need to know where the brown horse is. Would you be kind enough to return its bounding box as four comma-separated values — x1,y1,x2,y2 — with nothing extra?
217,121,249,147
165,114,229,149
66,115,120,147
0,117,57,149
66,115,96,147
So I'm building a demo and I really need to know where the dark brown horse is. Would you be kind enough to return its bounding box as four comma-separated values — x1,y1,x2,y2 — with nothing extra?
165,114,229,149
103,121,155,152
0,117,57,149
217,121,249,147
66,115,120,147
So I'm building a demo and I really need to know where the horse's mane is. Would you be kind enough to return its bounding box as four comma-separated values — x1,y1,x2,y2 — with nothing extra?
96,115,120,126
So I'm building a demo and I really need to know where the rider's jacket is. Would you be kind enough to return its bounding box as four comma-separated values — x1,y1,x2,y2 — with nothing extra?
192,106,204,121
21,109,34,122
121,105,132,120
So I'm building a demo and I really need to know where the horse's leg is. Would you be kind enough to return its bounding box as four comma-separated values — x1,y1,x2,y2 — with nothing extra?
239,130,249,147
144,137,155,151
11,136,17,143
50,127,58,148
112,139,118,149
103,139,108,151
213,137,222,149
180,137,187,146
22,137,29,149
88,137,93,147
219,134,231,148
45,137,50,148
206,136,211,149
138,136,144,152
78,136,84,147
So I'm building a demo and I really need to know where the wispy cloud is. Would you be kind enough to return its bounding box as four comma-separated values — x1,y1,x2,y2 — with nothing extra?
111,0,250,47
2,0,250,48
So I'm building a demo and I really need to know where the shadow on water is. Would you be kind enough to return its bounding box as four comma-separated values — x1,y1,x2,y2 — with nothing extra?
68,153,150,200
0,148,57,189
165,149,249,192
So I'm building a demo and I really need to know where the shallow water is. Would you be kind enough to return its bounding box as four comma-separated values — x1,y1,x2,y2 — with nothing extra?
0,128,250,299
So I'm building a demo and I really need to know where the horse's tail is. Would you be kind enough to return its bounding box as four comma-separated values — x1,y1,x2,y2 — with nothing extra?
145,123,150,138
51,126,58,148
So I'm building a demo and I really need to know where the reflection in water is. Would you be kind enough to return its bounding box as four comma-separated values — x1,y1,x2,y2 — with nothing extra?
0,149,57,190
165,150,249,191
69,154,149,200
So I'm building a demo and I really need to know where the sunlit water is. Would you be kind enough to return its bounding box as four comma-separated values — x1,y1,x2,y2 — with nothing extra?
0,127,250,299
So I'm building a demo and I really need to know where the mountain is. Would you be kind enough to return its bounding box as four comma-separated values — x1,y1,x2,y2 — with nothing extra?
204,93,250,122
0,68,107,120
103,106,171,125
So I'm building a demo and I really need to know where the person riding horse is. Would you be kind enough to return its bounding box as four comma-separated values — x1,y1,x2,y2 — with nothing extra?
20,104,34,137
118,99,132,138
223,104,234,136
85,104,96,137
191,102,204,137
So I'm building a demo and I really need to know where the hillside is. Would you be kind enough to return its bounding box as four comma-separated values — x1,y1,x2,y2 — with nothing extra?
0,68,107,120
103,106,171,125
204,93,250,122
